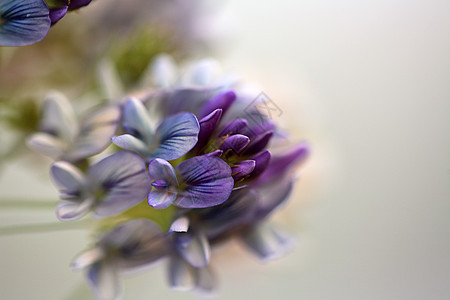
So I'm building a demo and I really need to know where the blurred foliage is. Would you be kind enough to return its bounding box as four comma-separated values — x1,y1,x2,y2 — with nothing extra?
111,28,178,88
0,98,40,134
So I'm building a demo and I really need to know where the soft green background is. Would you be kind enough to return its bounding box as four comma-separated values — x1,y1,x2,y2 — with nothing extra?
1,0,449,299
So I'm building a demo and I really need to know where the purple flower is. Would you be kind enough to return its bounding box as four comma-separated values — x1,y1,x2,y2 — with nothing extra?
0,0,50,46
50,151,150,220
71,219,169,300
112,98,200,162
27,91,120,162
147,156,234,209
48,0,92,25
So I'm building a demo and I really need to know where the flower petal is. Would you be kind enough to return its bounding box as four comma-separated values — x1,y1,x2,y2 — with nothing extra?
105,219,170,271
55,198,93,221
253,177,295,220
218,118,248,137
0,0,50,46
146,54,177,88
49,6,67,25
193,108,222,154
174,156,234,208
168,255,195,291
219,134,250,154
240,224,294,261
249,150,271,179
50,161,87,199
231,160,255,181
256,142,309,184
89,151,150,217
71,247,104,270
199,188,258,238
241,130,274,156
169,217,189,233
111,134,149,157
151,112,199,161
68,0,92,10
147,158,178,209
199,90,236,119
122,98,154,145
65,104,120,162
174,230,211,268
194,267,216,295
39,91,78,144
26,132,67,160
87,260,122,300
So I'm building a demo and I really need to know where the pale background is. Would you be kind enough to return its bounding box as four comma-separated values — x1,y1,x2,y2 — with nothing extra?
0,0,449,299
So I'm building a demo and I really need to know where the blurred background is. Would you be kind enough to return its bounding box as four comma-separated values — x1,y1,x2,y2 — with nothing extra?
0,0,449,299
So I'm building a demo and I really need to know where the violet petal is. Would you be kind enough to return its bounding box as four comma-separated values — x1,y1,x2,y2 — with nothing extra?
198,90,236,119
241,130,274,156
219,134,250,154
152,112,199,161
249,150,271,178
256,143,309,184
194,109,222,153
174,156,234,208
231,160,256,181
218,118,248,137
49,6,67,25
0,0,50,46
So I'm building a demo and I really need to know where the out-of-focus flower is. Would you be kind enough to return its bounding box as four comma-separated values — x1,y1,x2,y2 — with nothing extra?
0,0,50,46
71,219,169,300
26,91,120,163
50,151,150,221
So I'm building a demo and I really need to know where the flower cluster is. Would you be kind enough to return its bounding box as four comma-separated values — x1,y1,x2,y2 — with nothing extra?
0,0,91,46
27,56,309,299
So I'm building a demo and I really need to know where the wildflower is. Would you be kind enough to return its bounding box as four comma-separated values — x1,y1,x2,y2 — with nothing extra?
50,151,150,221
26,91,120,163
0,0,50,46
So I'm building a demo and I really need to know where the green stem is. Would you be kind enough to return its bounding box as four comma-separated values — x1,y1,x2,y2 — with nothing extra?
0,220,92,237
0,199,56,209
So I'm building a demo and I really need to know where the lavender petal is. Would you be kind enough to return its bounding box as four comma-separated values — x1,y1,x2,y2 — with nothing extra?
65,104,120,162
122,98,154,145
151,112,199,161
174,231,211,268
89,151,150,217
